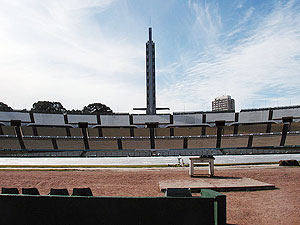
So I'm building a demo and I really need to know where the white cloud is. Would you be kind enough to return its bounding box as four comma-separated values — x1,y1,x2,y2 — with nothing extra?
0,0,145,112
160,0,300,112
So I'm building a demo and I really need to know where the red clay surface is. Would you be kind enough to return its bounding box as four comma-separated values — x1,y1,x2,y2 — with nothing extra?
0,165,299,225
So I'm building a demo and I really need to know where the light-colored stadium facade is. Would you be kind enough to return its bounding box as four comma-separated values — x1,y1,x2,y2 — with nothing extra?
1,106,300,156
1,106,299,128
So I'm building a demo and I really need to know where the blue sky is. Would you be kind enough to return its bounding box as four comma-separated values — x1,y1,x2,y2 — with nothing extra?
1,0,300,113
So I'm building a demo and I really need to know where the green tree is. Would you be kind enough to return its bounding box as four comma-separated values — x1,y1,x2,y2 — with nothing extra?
0,102,13,112
82,103,112,114
31,101,66,113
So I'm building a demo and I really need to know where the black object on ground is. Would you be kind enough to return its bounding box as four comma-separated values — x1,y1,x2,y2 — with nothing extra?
22,188,40,195
279,160,299,166
72,188,93,196
2,187,19,194
165,188,192,197
49,188,69,196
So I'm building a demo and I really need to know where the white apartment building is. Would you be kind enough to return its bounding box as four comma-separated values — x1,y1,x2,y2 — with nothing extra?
212,95,235,112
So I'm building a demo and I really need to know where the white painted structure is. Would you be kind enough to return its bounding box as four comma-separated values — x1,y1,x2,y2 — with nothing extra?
189,157,215,177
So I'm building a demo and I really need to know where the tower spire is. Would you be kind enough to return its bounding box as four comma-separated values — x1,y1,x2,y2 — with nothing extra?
149,27,152,41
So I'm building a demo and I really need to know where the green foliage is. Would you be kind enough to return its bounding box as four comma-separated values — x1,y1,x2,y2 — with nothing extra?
0,102,13,112
82,103,112,114
31,101,66,113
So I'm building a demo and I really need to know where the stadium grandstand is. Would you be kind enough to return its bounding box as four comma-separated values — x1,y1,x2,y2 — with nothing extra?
1,105,300,157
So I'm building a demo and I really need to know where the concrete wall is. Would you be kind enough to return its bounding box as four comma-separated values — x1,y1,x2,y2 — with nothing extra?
1,126,15,135
122,139,151,149
238,124,267,134
239,111,269,123
173,114,202,125
87,128,99,137
56,138,85,150
37,127,67,137
132,114,170,124
0,111,31,123
174,127,202,136
89,139,118,150
188,137,216,148
102,128,131,137
270,123,283,133
221,136,248,148
206,112,235,123
0,137,20,149
252,135,281,147
134,128,150,137
67,114,97,125
155,138,183,149
2,109,300,127
100,115,130,126
290,122,300,132
155,128,170,136
272,108,300,120
23,138,53,149
21,127,35,136
285,133,300,145
33,113,65,126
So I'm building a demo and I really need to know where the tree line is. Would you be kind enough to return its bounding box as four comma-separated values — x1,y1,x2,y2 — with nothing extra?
0,101,112,114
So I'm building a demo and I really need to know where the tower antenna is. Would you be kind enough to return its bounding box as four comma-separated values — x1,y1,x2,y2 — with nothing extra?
149,16,151,27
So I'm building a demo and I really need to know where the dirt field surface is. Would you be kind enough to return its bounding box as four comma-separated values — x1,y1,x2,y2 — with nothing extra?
0,165,299,225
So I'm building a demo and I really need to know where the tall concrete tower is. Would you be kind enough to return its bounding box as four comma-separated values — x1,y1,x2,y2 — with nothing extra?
133,27,169,115
146,27,156,115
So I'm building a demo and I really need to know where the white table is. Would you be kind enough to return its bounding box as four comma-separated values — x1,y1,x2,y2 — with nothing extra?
189,157,215,177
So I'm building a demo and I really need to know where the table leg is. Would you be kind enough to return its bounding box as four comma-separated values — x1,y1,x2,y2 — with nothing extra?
189,161,194,176
209,160,214,176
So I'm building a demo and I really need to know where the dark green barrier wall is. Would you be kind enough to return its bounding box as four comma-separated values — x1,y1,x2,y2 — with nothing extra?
0,195,218,225
201,189,226,225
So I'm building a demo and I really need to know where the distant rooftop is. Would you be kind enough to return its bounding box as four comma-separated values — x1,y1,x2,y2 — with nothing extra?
214,95,232,100
241,105,300,112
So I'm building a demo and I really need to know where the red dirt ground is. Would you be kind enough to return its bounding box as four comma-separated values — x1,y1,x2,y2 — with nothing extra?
0,165,299,225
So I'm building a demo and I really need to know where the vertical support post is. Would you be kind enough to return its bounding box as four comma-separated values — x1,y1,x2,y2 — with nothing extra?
209,159,214,177
29,112,38,136
233,113,239,135
216,127,223,148
233,124,239,135
12,120,26,150
169,115,174,124
150,127,155,149
117,138,123,150
79,122,89,150
189,158,194,176
130,127,135,137
202,126,206,136
183,137,188,149
280,123,289,146
268,110,273,120
170,127,174,136
202,114,207,135
215,121,225,148
96,114,101,125
51,138,58,150
65,127,71,137
266,123,272,133
247,135,253,148
97,127,103,137
64,114,71,137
